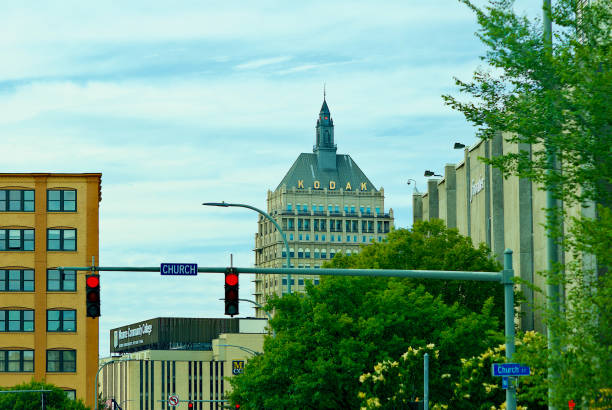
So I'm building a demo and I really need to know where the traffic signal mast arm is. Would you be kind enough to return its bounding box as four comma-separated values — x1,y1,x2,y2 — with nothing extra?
60,265,502,282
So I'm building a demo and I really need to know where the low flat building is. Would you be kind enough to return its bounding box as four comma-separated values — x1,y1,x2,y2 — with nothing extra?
100,317,266,410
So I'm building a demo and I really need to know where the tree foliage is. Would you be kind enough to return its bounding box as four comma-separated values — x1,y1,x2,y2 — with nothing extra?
0,379,89,410
228,221,504,409
358,332,548,410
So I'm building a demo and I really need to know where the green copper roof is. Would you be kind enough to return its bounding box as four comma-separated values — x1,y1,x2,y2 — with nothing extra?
275,153,378,193
320,99,330,114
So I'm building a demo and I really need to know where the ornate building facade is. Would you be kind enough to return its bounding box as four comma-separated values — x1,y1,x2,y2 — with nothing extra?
253,99,394,313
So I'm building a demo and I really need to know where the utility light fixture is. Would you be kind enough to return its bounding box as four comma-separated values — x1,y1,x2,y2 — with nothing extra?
406,179,420,193
454,142,466,149
424,170,442,177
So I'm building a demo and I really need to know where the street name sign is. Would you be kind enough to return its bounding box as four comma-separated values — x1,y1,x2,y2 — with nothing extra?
161,263,197,276
492,363,530,377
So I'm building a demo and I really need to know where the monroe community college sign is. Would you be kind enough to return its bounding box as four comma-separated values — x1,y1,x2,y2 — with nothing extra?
296,180,368,191
112,320,156,352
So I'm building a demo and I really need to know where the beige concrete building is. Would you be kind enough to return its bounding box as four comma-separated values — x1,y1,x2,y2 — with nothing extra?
0,173,101,406
253,99,394,311
413,135,598,333
100,318,266,410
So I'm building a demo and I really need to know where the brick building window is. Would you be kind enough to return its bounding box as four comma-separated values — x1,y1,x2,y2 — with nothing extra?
46,350,76,372
0,310,34,332
47,310,76,332
47,189,76,212
0,190,35,212
47,269,76,291
0,350,34,372
47,229,76,251
0,269,34,291
0,229,34,251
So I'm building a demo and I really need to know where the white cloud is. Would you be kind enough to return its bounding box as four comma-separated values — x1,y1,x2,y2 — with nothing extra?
235,56,292,70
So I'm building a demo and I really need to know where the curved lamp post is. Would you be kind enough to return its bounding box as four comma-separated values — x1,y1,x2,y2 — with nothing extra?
406,179,420,193
202,201,292,294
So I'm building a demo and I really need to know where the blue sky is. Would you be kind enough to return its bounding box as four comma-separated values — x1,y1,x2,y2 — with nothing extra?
0,0,542,356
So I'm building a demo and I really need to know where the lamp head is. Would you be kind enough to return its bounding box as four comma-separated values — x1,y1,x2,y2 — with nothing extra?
202,201,229,207
453,142,466,149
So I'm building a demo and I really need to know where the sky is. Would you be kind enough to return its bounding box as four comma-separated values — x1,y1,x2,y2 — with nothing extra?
0,0,543,356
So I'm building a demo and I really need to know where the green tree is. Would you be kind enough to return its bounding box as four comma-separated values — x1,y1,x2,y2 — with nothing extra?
329,219,504,322
0,379,89,410
443,0,611,406
228,221,504,409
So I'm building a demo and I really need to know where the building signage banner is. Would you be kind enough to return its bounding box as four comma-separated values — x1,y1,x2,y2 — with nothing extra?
470,177,485,202
111,319,157,352
232,360,245,375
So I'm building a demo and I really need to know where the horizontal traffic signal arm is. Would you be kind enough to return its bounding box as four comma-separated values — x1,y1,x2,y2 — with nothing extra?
58,265,504,282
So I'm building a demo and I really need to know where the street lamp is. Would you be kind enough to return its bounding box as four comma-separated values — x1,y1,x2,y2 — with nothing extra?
406,179,420,193
217,344,262,356
453,142,466,149
424,170,442,177
202,201,292,294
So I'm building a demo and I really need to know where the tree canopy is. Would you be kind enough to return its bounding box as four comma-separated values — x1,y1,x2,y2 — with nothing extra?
229,221,504,409
0,380,89,410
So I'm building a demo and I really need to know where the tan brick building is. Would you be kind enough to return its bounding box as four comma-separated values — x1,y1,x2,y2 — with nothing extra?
0,173,101,406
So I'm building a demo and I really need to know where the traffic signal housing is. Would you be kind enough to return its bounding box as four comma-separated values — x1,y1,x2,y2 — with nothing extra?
188,402,194,410
85,274,101,318
224,268,239,316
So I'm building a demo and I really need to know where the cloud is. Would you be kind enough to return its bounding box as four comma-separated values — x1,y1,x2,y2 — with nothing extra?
235,56,292,70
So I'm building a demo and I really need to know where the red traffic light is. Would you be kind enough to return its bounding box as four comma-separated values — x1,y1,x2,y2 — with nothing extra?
235,405,241,409
86,275,100,288
188,402,194,409
225,273,238,286
86,274,101,318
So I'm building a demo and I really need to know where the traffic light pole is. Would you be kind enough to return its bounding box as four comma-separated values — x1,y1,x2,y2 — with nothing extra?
62,249,517,409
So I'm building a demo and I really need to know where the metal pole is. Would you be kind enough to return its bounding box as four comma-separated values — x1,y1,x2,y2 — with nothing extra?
238,298,275,337
543,2,559,409
203,201,293,294
424,352,429,410
503,249,516,410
